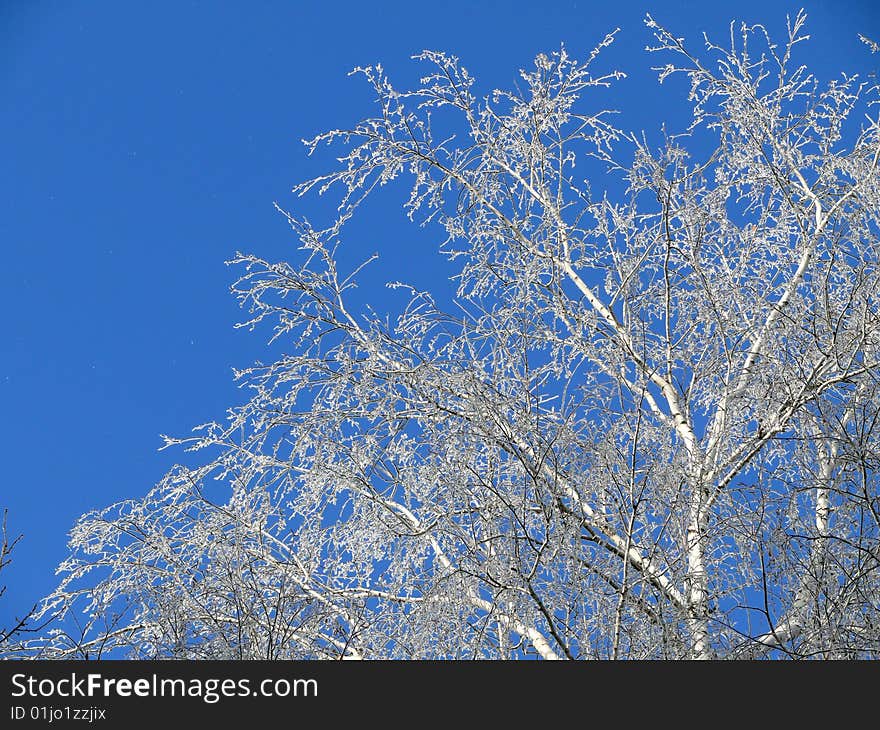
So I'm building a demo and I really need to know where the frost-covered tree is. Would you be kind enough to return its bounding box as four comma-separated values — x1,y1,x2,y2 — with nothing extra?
23,13,880,659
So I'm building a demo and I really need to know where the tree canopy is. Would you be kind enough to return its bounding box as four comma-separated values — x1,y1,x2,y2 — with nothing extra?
15,12,880,660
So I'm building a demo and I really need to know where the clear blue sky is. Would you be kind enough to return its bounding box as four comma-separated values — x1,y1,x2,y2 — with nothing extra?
2,0,878,633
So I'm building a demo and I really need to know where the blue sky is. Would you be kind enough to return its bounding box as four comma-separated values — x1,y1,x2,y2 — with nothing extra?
1,0,878,634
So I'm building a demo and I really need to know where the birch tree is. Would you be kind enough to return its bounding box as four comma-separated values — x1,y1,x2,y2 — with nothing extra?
23,13,880,659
